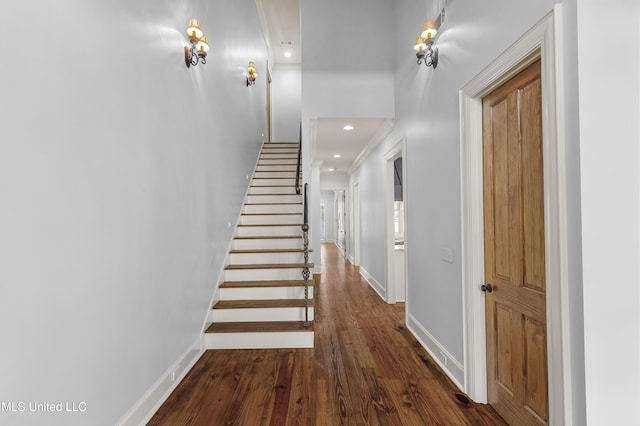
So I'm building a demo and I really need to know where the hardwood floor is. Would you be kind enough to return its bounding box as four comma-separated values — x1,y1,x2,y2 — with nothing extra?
149,243,506,425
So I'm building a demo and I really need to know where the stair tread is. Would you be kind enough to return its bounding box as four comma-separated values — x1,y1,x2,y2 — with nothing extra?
238,223,303,227
206,321,313,333
230,248,311,254
234,235,300,240
250,185,297,188
244,202,302,206
247,194,301,197
225,263,314,270
220,280,311,288
213,299,314,309
242,213,302,216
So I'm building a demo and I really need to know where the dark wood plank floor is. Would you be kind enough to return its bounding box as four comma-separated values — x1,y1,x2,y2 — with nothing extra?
149,243,506,425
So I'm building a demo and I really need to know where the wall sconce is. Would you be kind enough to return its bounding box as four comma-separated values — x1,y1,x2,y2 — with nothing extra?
414,34,437,68
184,19,210,68
246,61,258,86
413,10,445,69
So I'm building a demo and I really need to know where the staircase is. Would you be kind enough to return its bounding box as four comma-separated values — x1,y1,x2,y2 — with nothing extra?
204,142,314,349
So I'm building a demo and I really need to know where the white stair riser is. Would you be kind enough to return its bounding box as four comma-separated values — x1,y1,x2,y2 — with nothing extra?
241,214,303,224
243,204,302,214
260,153,298,159
204,331,314,349
233,238,303,250
258,159,298,165
230,251,305,265
224,268,307,282
252,178,297,186
236,225,301,237
209,307,314,323
262,147,298,153
260,146,298,153
249,186,297,195
262,143,299,148
255,165,298,172
253,171,298,179
220,286,313,300
246,194,301,204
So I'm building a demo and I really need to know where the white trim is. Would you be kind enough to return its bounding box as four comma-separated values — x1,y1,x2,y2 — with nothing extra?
352,177,362,266
348,118,395,175
407,314,465,390
117,340,203,426
459,5,571,424
360,265,386,301
384,139,408,305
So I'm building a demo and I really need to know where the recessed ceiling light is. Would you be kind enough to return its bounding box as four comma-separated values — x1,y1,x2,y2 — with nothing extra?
284,51,292,58
333,154,341,158
343,125,354,131
328,168,336,172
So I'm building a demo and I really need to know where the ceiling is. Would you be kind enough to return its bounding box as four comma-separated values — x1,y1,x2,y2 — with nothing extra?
259,0,392,177
313,118,394,175
258,0,301,67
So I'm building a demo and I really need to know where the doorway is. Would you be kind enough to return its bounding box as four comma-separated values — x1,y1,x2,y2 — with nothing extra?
384,139,407,305
459,6,571,424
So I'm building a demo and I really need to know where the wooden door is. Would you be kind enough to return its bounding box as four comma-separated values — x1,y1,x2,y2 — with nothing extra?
482,59,548,425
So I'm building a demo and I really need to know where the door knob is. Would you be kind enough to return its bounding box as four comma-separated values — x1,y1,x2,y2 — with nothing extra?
481,283,493,293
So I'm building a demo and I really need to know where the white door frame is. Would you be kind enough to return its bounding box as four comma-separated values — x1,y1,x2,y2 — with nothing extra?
352,178,361,266
334,189,345,254
459,5,572,425
384,139,408,305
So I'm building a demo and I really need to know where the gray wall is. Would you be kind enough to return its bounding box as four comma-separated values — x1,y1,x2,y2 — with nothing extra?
0,0,267,424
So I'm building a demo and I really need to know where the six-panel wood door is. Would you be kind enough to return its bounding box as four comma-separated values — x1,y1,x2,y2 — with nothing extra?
482,59,549,425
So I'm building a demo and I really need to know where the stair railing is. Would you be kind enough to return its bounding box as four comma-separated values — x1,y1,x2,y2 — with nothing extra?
302,182,311,327
295,125,302,195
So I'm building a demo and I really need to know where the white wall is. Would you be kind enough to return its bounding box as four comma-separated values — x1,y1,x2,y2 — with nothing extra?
578,0,640,423
0,1,267,425
271,66,301,142
320,173,349,189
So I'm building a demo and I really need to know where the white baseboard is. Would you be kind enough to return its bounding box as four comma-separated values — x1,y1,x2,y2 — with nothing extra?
117,339,203,426
348,255,355,264
360,266,386,301
406,314,464,391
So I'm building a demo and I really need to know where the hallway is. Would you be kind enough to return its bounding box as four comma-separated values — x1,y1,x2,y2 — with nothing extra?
149,243,505,425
